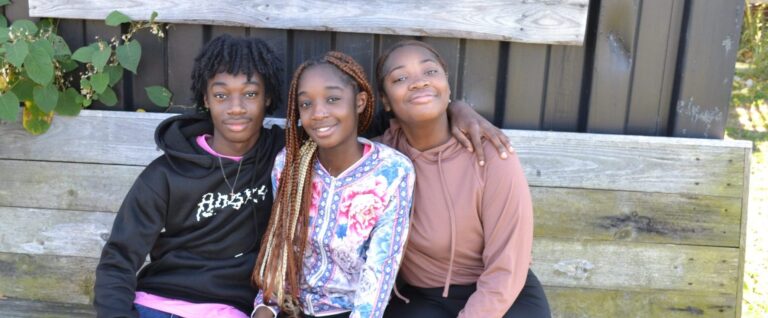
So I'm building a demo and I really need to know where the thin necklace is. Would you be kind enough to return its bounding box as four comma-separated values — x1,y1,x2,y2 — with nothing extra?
217,155,243,196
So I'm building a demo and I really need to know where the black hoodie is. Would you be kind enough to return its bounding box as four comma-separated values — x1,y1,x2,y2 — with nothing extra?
94,113,285,317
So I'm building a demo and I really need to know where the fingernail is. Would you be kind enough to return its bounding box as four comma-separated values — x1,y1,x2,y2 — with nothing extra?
468,147,473,152
479,160,485,166
509,146,515,153
501,152,508,159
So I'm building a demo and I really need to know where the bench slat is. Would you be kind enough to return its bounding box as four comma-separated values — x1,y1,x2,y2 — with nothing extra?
27,0,589,45
0,298,94,318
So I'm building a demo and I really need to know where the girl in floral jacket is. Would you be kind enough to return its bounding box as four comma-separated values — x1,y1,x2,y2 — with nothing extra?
252,51,415,318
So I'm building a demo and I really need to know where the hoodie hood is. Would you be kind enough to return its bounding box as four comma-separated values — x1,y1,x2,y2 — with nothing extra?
154,113,284,177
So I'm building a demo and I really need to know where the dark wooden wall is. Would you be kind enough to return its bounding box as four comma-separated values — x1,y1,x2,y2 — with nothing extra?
2,0,745,139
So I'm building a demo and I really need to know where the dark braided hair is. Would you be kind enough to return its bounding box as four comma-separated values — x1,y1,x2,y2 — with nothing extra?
190,34,284,114
253,51,374,316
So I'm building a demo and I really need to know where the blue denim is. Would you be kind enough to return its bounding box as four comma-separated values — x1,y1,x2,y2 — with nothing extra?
135,304,181,318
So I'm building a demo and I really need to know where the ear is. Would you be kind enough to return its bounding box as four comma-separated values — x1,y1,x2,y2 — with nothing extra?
203,95,209,109
265,97,272,108
355,92,367,114
381,95,391,112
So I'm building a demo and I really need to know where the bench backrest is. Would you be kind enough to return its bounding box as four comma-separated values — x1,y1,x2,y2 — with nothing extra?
0,110,752,317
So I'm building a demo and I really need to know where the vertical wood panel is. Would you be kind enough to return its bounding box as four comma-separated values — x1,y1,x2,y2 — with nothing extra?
503,43,548,130
335,32,375,85
210,25,246,38
56,19,85,49
626,0,685,136
251,28,289,116
461,39,500,120
672,0,745,138
131,30,167,111
587,0,641,133
4,0,36,22
166,24,204,109
543,45,585,132
84,21,125,109
422,37,461,95
291,31,332,74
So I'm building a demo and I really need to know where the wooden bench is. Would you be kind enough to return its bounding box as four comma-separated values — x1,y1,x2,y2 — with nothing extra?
0,110,752,317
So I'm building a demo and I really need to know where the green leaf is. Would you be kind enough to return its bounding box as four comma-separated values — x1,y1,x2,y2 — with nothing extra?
105,11,132,26
91,72,109,94
11,78,35,100
22,101,53,135
50,35,72,56
145,85,172,107
37,19,55,34
105,65,124,86
5,40,29,67
10,19,38,36
0,15,7,28
59,57,79,72
0,91,19,121
55,87,81,116
0,0,10,6
91,43,111,72
116,40,141,74
96,86,117,106
32,38,54,58
71,45,95,63
32,84,59,112
24,40,55,85
150,11,158,23
0,27,9,43
80,78,91,90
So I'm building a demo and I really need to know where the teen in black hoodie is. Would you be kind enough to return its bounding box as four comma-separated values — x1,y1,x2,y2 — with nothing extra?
94,35,285,317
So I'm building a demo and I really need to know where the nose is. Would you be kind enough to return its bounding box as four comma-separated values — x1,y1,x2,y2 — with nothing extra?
227,96,246,114
409,77,430,90
310,102,329,120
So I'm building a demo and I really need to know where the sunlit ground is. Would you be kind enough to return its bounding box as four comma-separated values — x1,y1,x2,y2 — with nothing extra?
726,88,768,317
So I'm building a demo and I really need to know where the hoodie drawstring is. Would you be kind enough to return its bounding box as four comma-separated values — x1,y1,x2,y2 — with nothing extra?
437,150,457,298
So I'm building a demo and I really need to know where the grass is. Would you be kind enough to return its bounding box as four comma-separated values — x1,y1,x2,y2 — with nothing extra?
729,2,768,317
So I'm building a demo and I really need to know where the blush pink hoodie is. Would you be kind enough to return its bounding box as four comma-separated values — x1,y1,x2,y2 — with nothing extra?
381,121,534,318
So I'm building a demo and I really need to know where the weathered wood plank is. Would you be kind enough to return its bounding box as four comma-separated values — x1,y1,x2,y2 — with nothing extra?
542,45,584,132
545,287,736,318
166,24,204,109
0,297,95,318
0,253,97,305
0,207,113,259
532,187,742,247
28,0,589,44
0,110,284,165
625,0,684,136
503,43,548,129
0,188,740,261
0,160,142,212
531,238,739,293
461,40,499,121
509,130,748,197
672,0,746,139
4,0,36,22
0,240,738,305
586,0,640,133
736,147,752,318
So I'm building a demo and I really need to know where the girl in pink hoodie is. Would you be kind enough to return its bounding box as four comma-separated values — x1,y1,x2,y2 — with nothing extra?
378,40,551,318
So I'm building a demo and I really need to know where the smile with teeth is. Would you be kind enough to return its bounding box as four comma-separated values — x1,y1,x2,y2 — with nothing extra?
313,124,336,136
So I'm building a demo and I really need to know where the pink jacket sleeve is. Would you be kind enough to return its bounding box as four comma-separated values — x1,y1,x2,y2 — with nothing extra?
458,152,534,318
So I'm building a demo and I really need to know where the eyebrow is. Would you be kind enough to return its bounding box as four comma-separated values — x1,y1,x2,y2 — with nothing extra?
297,85,344,95
210,79,261,87
385,58,438,77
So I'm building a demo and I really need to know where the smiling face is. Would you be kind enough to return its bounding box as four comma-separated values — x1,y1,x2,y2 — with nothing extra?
380,44,451,126
205,72,269,156
297,63,366,152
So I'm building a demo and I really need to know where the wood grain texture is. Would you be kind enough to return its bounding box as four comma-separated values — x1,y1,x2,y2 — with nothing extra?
586,0,640,133
546,287,736,318
672,0,746,138
532,238,739,293
625,0,684,136
531,187,742,247
543,45,584,132
503,43,548,129
28,0,589,44
0,160,142,212
461,40,500,121
0,207,114,258
0,253,97,304
0,298,95,318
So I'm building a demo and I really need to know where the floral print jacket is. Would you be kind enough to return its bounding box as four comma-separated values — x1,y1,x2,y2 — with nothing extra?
256,138,415,318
